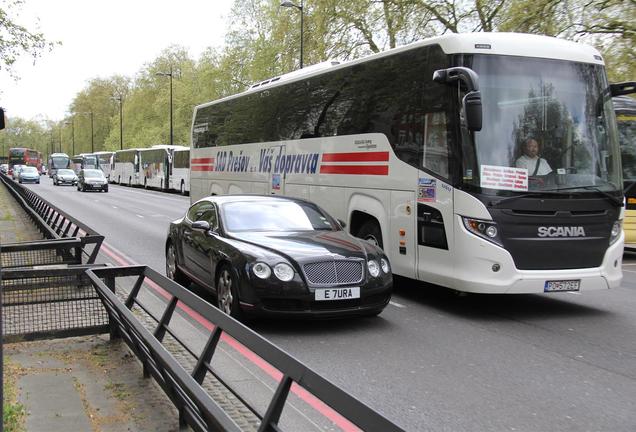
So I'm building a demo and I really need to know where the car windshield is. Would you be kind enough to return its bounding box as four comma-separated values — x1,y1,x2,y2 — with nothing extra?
462,55,621,194
84,170,103,178
58,169,75,175
22,167,37,173
222,200,336,232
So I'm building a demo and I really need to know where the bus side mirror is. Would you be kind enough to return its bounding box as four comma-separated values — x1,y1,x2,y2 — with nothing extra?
433,67,482,131
0,107,5,130
610,82,636,97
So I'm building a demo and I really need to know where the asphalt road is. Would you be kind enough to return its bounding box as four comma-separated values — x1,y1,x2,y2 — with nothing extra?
25,179,636,432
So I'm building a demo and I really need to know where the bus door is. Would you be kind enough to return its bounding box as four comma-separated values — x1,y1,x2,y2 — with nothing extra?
415,175,455,285
268,145,286,195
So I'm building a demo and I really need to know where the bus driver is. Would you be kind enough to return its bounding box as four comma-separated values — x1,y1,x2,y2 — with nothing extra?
515,137,552,176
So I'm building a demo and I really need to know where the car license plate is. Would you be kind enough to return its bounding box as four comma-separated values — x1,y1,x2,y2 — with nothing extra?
315,287,360,301
544,280,580,292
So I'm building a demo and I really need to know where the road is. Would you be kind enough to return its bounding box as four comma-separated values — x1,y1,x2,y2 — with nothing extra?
25,179,636,431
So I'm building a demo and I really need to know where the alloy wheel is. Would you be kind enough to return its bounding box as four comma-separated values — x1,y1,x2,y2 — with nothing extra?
217,269,234,315
166,244,177,279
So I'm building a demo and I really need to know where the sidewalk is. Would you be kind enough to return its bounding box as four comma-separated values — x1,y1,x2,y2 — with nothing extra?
1,180,182,431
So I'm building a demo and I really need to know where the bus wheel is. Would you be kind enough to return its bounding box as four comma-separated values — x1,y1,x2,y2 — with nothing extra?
357,220,383,249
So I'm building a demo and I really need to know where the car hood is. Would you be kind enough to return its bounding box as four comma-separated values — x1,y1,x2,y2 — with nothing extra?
229,230,374,262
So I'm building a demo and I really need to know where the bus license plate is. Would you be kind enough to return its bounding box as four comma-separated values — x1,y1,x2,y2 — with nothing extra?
315,287,360,301
544,280,580,292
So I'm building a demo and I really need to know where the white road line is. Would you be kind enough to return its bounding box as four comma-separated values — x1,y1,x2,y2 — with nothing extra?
389,300,406,308
622,269,636,274
567,291,582,295
622,263,636,266
136,214,144,218
112,185,188,203
112,206,118,209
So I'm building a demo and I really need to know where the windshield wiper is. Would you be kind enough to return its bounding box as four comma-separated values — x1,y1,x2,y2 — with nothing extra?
488,192,557,207
489,185,622,207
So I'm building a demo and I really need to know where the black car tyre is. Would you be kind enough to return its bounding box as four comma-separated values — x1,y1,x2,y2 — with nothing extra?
166,242,190,286
357,220,383,249
216,265,243,321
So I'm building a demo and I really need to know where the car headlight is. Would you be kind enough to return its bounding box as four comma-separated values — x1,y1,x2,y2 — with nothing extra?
610,220,622,245
462,217,503,247
380,258,390,274
273,263,294,281
367,260,380,277
252,262,271,279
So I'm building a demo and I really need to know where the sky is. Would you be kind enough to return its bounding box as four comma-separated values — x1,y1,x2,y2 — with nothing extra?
1,0,234,121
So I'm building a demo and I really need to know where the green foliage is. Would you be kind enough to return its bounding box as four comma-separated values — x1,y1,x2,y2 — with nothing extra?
0,0,58,78
3,0,634,154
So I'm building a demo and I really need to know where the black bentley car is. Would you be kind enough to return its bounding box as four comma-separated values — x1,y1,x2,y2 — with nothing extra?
165,195,392,320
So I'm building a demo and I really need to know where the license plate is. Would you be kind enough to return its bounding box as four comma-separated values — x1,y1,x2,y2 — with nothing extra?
544,280,580,292
315,287,360,301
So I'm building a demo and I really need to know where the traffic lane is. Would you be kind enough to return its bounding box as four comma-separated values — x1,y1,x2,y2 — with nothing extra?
23,180,636,431
26,180,189,271
251,279,636,431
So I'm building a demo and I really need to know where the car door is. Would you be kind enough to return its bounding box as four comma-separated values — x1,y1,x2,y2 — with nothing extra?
181,201,221,286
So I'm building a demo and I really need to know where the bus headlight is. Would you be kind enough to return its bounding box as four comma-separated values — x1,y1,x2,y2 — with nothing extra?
462,217,503,247
273,263,294,282
610,220,622,245
252,262,271,279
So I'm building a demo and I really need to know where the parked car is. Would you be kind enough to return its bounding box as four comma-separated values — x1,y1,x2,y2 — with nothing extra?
18,166,40,184
0,163,8,174
77,169,108,192
11,165,24,180
53,168,78,186
165,195,393,321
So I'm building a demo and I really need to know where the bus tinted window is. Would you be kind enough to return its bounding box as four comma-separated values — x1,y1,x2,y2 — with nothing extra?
193,44,452,177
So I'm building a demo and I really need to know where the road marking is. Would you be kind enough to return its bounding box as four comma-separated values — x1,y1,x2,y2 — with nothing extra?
98,242,360,431
622,263,636,266
112,206,118,209
389,300,406,308
136,214,144,218
567,291,581,295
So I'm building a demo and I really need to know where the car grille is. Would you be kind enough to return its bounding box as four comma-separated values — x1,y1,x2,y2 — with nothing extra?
302,260,363,286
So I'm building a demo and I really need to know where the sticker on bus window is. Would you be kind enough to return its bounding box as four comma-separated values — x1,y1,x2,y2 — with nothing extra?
272,173,281,190
418,178,436,202
480,165,528,192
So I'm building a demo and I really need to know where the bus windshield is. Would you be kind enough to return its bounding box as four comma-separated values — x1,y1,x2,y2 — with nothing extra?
51,156,70,169
463,55,621,194
616,99,636,182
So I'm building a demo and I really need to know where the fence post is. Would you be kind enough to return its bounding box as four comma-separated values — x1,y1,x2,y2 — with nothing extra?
104,275,120,340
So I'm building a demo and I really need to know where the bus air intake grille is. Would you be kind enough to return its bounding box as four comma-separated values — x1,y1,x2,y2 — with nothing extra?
302,260,363,285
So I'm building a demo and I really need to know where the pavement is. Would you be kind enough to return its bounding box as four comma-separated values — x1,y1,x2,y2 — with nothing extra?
1,178,182,432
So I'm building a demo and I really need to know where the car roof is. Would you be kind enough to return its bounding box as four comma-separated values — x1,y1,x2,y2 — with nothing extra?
194,194,314,207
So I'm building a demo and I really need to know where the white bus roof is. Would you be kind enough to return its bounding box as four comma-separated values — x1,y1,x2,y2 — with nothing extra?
194,32,604,111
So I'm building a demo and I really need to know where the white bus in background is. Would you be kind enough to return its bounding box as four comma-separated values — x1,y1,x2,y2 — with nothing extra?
168,147,190,194
47,152,71,177
112,148,140,186
71,153,99,174
138,145,189,190
93,151,114,181
190,32,632,294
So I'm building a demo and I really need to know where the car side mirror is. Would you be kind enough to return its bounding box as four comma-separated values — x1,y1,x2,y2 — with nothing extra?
191,220,210,231
337,219,347,229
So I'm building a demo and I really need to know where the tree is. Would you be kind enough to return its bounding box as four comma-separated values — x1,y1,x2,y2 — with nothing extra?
0,0,57,78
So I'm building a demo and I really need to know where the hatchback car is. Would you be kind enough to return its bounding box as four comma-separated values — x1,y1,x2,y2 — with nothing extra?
53,169,78,186
165,195,392,320
18,166,40,184
11,165,24,180
77,169,108,192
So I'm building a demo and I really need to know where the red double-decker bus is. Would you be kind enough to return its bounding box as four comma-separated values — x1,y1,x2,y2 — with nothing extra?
8,147,43,174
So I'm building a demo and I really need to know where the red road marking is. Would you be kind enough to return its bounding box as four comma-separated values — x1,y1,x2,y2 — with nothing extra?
98,242,361,432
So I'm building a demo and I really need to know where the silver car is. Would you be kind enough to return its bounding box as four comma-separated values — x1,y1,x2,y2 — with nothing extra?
53,169,78,186
18,166,40,184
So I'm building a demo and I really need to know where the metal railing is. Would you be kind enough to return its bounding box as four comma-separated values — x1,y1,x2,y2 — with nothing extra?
0,173,103,263
87,265,405,432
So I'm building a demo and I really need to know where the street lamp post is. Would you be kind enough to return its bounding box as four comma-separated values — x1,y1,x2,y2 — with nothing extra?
156,66,175,146
111,95,124,150
64,117,75,156
280,0,304,69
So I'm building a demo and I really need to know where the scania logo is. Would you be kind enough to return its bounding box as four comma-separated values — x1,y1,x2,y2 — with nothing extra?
537,226,586,238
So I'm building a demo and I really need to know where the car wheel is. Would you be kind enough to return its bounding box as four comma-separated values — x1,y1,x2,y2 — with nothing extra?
216,265,243,320
357,220,384,249
166,242,190,286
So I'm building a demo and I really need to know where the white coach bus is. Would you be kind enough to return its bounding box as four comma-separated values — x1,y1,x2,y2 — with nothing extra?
93,151,114,181
112,148,140,186
169,147,190,194
190,32,632,294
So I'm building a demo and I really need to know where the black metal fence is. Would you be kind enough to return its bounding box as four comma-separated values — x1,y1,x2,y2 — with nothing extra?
0,173,103,263
87,266,405,432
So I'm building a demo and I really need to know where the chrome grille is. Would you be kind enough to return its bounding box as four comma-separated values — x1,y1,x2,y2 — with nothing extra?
302,260,363,286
